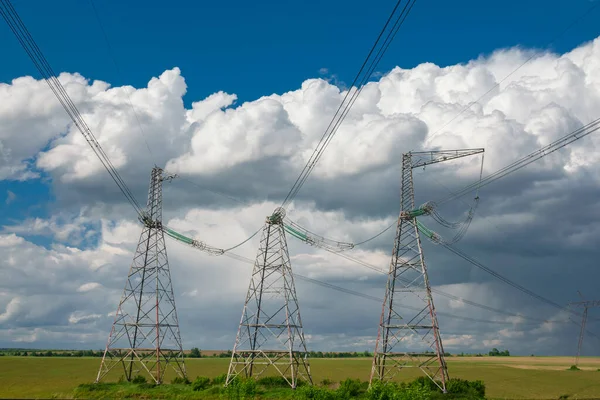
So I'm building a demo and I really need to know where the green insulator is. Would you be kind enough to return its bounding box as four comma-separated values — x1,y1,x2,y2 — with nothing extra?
284,225,308,241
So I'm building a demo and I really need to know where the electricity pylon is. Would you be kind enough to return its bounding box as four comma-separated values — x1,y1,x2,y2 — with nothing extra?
569,292,600,366
370,149,484,392
96,167,186,384
227,207,312,388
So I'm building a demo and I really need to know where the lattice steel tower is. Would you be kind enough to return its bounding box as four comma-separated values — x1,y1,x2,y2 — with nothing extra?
227,207,312,388
569,292,600,367
370,149,483,392
96,167,186,384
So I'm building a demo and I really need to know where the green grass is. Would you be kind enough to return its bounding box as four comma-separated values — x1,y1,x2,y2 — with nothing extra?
1,356,600,399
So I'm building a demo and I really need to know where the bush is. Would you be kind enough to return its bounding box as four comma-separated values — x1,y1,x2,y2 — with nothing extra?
294,385,337,400
192,376,211,391
397,383,432,400
222,378,257,400
443,378,485,399
337,378,364,399
366,380,395,400
171,376,191,384
568,365,580,371
410,376,440,392
257,375,290,388
131,375,147,384
212,373,227,385
320,378,333,386
367,380,433,400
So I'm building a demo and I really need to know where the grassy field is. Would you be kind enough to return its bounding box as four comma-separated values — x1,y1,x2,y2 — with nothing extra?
1,356,600,399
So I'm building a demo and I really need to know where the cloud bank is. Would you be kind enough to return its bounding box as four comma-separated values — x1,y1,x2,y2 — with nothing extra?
1,36,600,356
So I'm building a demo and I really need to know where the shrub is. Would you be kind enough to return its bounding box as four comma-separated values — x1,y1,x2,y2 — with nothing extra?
444,378,485,399
172,376,191,384
192,376,211,391
397,383,432,400
212,373,227,385
559,395,570,400
337,378,363,399
320,378,333,386
222,378,257,400
366,380,393,400
257,375,290,388
568,365,580,371
131,375,147,384
294,385,337,400
410,376,441,392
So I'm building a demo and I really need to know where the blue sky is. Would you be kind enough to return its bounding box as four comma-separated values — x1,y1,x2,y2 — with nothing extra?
1,0,598,106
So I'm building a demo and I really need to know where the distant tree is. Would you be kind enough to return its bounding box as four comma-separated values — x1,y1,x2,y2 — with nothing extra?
489,348,510,357
189,347,202,358
45,351,53,357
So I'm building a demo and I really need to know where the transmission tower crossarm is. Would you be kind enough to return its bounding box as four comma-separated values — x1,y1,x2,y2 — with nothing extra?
570,300,600,308
284,219,354,251
162,226,225,255
410,148,484,169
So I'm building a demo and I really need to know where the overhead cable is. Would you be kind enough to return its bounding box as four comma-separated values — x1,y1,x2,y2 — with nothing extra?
0,0,143,216
281,0,418,207
221,250,562,327
438,117,600,205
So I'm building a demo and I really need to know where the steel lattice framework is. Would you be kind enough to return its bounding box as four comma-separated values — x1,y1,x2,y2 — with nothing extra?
96,167,186,384
370,150,482,392
227,207,313,388
569,293,600,367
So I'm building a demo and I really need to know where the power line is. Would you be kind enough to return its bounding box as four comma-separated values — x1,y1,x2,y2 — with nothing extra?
307,242,569,325
353,116,600,246
0,0,143,216
221,250,559,327
282,0,418,207
1,1,260,256
440,242,577,316
437,117,600,205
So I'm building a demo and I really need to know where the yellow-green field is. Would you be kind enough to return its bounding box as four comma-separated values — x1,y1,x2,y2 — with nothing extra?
1,356,600,399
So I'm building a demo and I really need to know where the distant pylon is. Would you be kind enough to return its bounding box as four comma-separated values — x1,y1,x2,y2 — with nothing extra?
370,151,487,392
226,207,312,388
96,167,186,384
569,291,600,366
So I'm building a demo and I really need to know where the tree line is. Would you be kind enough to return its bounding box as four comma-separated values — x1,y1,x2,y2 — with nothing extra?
0,347,511,358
